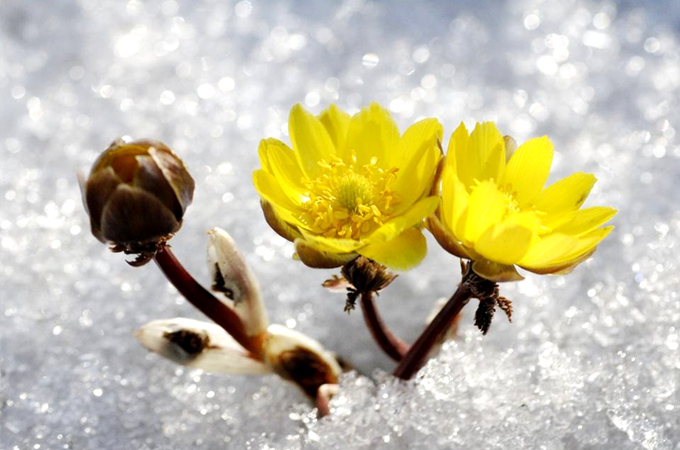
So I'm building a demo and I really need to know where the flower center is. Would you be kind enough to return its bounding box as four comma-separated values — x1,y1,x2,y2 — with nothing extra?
334,173,375,211
301,154,399,240
491,180,548,235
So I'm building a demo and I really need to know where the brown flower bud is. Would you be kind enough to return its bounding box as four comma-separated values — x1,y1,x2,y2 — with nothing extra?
80,138,194,261
340,256,397,312
341,256,397,295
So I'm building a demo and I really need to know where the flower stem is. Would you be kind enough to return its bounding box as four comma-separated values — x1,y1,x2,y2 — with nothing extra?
359,291,409,361
153,246,257,355
315,384,339,418
393,276,473,380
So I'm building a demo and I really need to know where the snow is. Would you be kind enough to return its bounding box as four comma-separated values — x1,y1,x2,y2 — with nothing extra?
2,0,680,448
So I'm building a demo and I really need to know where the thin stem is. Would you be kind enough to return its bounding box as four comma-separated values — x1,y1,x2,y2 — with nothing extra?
393,282,473,380
359,291,409,362
153,246,258,355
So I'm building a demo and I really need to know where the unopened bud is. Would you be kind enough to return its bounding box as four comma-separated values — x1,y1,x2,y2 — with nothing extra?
264,324,342,398
80,138,194,263
207,227,269,340
342,256,397,293
340,256,397,311
135,318,269,374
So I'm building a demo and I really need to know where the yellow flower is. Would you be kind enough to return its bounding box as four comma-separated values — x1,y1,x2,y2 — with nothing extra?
429,122,616,281
253,103,442,270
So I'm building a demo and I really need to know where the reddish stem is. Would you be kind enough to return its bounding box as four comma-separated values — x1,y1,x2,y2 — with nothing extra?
360,291,409,362
153,246,257,355
393,282,472,380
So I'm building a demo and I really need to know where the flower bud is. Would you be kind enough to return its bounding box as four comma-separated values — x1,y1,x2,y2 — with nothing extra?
80,138,194,260
135,318,269,374
341,256,397,294
263,324,342,398
339,256,398,311
136,318,342,398
207,227,269,341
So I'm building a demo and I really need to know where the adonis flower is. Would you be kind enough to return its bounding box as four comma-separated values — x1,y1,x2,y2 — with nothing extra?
428,122,616,282
254,103,441,270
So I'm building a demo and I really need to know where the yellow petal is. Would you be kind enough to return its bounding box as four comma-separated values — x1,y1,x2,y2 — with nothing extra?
448,122,471,188
440,166,469,238
519,226,613,269
252,170,305,228
469,122,503,166
522,248,596,275
474,219,535,265
481,138,505,184
365,196,439,244
294,238,358,269
358,228,427,271
260,200,302,242
259,138,306,193
289,104,336,178
506,210,543,234
502,136,554,206
342,102,399,168
464,181,508,243
391,143,440,215
426,214,471,259
393,118,443,169
552,206,617,237
258,139,272,173
469,122,505,183
519,233,576,267
318,104,350,153
534,172,597,220
298,230,364,253
391,118,442,209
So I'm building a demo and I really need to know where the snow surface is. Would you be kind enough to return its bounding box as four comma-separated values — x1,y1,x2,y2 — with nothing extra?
2,0,680,448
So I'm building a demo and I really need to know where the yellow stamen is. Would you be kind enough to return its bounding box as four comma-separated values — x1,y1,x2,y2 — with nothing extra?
301,154,400,240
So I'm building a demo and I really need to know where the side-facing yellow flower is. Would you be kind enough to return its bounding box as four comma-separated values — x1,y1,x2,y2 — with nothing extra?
429,122,616,281
253,103,442,270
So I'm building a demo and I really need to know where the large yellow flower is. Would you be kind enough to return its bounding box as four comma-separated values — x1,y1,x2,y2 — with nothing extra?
429,122,616,281
253,103,442,270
